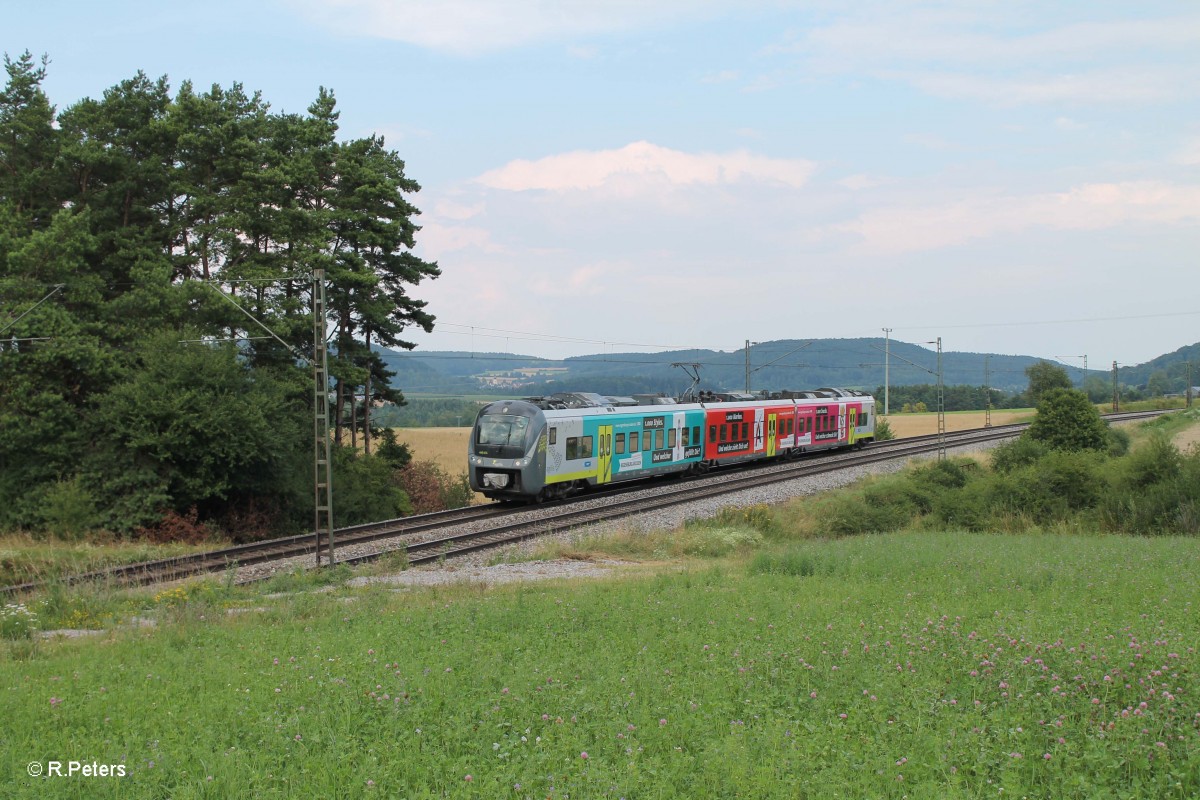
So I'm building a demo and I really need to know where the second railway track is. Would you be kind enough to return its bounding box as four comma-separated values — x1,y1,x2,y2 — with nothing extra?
1,409,1168,596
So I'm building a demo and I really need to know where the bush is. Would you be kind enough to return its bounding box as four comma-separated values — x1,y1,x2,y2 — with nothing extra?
1026,389,1109,451
1120,435,1182,490
915,459,970,489
39,476,100,540
334,447,413,524
704,504,776,535
873,417,895,441
135,507,212,544
394,461,472,514
816,493,915,536
930,478,993,531
1099,441,1200,535
1106,426,1131,456
990,437,1048,474
1032,450,1108,512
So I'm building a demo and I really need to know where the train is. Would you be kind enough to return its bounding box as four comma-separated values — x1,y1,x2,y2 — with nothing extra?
468,388,876,502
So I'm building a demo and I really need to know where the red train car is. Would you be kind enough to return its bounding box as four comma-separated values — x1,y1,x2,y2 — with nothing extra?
700,390,875,466
702,399,798,465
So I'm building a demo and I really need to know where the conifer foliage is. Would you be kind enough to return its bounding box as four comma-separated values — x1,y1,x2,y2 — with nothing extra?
0,52,440,537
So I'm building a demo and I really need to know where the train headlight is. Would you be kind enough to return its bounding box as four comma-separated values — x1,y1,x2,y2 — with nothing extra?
514,458,525,467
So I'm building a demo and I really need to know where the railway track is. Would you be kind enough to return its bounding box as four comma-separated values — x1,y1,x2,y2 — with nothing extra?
0,409,1170,596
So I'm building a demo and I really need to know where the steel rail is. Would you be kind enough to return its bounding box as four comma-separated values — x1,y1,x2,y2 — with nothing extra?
0,408,1171,595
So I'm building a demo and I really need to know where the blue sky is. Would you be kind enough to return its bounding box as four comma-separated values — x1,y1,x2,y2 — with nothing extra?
9,1,1200,367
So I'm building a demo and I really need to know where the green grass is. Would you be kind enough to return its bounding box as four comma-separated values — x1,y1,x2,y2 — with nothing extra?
1130,407,1200,444
3,532,1199,798
0,534,215,588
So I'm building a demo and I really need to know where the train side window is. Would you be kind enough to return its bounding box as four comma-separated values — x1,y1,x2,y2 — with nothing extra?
741,422,749,440
655,429,665,449
693,426,701,445
862,413,869,426
615,433,626,455
549,427,557,445
566,437,578,459
644,433,652,451
719,425,726,443
630,431,639,451
709,425,717,443
681,427,689,447
668,429,677,448
580,436,594,458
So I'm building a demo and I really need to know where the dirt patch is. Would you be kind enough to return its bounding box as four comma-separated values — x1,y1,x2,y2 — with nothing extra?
347,558,631,588
1173,423,1200,453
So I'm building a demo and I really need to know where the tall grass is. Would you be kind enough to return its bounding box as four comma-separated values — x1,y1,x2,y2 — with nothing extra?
3,533,1199,798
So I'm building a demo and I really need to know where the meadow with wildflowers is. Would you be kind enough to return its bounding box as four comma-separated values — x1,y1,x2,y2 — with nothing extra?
1,531,1199,798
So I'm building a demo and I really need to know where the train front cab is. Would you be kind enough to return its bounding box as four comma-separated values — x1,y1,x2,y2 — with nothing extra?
469,401,548,501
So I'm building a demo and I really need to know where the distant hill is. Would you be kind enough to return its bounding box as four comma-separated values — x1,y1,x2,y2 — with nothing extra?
375,337,1200,397
1116,342,1200,390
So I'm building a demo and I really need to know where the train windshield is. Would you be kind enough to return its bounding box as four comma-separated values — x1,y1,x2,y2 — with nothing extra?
476,414,530,449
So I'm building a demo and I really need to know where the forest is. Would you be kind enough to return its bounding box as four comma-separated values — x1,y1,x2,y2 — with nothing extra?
0,52,440,539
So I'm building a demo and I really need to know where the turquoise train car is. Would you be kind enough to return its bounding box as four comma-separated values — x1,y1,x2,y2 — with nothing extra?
469,393,705,502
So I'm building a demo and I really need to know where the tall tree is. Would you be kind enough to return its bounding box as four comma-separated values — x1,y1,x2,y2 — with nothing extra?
1024,360,1073,406
0,62,439,535
0,51,60,224
321,107,439,444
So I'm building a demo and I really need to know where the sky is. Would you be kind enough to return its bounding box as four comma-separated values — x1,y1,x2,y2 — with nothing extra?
8,1,1200,368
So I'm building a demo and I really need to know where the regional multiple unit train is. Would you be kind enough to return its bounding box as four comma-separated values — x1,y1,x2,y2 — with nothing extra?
468,389,875,502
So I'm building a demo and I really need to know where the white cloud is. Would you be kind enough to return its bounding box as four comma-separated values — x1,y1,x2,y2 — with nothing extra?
474,141,816,192
417,221,502,254
1179,137,1200,165
287,0,752,54
838,173,887,190
433,198,485,220
842,180,1200,254
901,67,1184,106
781,7,1200,68
766,5,1200,105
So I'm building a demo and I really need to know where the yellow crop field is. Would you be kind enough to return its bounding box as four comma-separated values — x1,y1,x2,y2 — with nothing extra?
394,413,1033,473
390,427,472,475
881,410,1034,438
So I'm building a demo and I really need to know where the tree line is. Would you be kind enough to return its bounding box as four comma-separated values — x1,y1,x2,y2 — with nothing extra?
0,52,440,539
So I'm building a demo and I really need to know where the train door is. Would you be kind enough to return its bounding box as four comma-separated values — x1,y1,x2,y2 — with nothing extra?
597,424,613,484
753,407,765,453
767,414,777,457
848,408,857,444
